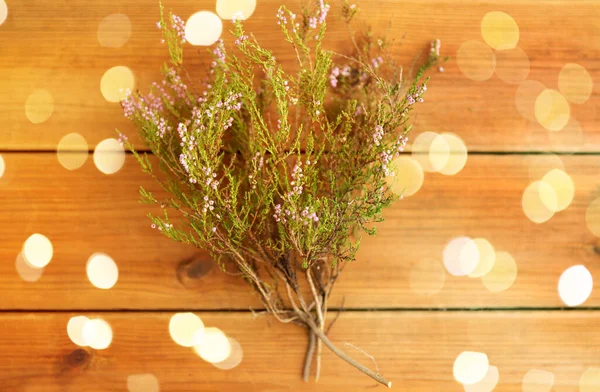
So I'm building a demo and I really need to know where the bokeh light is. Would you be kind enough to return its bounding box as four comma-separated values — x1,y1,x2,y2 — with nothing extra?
97,14,132,48
534,89,570,131
411,131,439,172
481,11,519,50
515,80,546,122
100,66,135,103
386,156,424,197
540,169,574,212
15,252,44,283
443,237,480,277
213,337,244,370
93,138,126,174
428,134,450,172
0,0,7,26
0,154,4,178
494,47,530,84
558,265,593,307
82,318,113,350
127,373,160,392
216,0,256,20
408,258,446,296
67,315,90,347
580,367,600,392
522,369,554,392
169,312,205,347
453,351,489,385
194,327,232,363
185,11,223,46
464,365,499,392
468,238,496,278
586,197,600,237
436,133,468,176
481,251,517,292
87,253,119,289
25,89,54,124
522,181,557,224
57,133,89,171
23,233,53,268
558,63,593,104
456,40,496,82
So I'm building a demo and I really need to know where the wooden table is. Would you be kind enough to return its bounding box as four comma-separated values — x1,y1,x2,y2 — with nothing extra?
1,0,599,390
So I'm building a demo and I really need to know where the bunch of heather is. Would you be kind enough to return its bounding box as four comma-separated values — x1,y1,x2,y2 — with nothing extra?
120,1,444,386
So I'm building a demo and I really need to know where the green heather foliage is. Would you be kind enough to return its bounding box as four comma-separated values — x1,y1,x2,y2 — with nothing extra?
120,1,444,385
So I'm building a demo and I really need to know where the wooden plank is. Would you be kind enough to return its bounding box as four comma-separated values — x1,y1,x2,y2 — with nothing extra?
1,153,599,309
0,311,599,391
0,0,598,151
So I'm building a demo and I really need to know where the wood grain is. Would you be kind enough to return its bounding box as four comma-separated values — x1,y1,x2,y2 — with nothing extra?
0,0,598,152
2,153,599,310
1,311,599,391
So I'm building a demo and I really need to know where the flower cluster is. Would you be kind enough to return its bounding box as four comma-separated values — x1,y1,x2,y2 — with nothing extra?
234,34,248,46
155,116,172,138
157,14,186,44
300,206,319,224
273,203,285,223
372,125,384,146
378,134,409,177
170,14,186,43
212,39,226,64
371,56,384,69
273,203,319,226
151,222,174,231
329,65,351,87
317,0,330,24
287,161,305,197
276,8,288,25
203,195,216,213
406,83,427,106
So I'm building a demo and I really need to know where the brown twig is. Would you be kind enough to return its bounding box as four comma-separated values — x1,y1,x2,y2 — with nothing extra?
303,331,316,382
306,316,392,388
306,268,325,381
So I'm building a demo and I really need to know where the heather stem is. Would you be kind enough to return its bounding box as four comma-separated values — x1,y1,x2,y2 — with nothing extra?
307,318,392,388
306,269,325,381
303,330,316,382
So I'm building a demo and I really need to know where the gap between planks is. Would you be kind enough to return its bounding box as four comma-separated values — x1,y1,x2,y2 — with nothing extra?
2,306,600,313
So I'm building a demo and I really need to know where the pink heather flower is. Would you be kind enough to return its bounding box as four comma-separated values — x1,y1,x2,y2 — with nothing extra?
170,14,186,43
371,57,384,69
276,9,287,25
231,10,245,22
308,17,317,29
117,133,128,145
373,125,384,146
212,227,217,232
317,0,330,24
212,40,226,64
234,35,248,46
